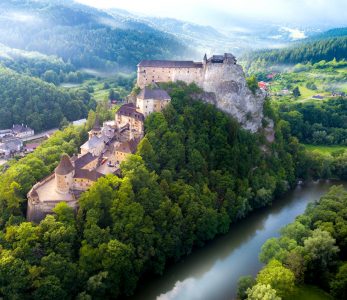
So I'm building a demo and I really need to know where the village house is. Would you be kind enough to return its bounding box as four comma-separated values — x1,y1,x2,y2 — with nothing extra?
12,124,34,138
0,138,23,157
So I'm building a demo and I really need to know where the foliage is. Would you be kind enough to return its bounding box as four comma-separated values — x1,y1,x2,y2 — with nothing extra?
254,185,347,296
256,259,295,298
0,67,95,131
246,75,259,94
246,283,280,300
293,86,301,98
278,99,347,146
237,275,256,300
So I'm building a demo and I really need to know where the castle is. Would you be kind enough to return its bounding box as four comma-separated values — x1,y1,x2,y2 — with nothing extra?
137,53,237,89
137,53,266,132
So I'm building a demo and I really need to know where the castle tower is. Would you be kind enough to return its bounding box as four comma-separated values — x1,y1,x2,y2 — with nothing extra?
88,115,101,139
55,154,75,194
203,53,207,65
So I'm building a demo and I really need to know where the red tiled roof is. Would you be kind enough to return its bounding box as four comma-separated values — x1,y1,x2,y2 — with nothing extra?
55,155,74,175
138,60,203,68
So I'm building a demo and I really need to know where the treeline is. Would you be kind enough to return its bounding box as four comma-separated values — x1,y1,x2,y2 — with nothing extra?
237,185,347,299
278,98,347,145
0,67,96,131
242,36,347,70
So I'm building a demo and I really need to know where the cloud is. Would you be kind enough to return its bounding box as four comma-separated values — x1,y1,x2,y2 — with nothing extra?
280,27,307,40
75,0,347,28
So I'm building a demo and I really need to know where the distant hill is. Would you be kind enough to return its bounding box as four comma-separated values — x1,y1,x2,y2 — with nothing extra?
242,28,347,69
308,27,347,40
0,0,190,71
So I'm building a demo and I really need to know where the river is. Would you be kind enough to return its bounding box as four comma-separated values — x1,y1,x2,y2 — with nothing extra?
130,180,346,300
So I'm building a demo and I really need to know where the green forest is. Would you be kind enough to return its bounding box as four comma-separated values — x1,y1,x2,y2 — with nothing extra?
0,67,96,131
238,185,347,299
0,83,346,298
278,98,347,145
242,36,347,68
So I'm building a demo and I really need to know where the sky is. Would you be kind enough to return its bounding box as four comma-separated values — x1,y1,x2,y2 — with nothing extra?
76,0,347,28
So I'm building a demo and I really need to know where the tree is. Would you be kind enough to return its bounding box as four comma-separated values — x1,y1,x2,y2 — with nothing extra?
246,75,258,94
246,283,280,300
259,237,297,264
303,229,339,284
237,275,255,300
330,262,347,300
292,86,301,98
304,229,339,270
108,89,115,100
256,259,295,297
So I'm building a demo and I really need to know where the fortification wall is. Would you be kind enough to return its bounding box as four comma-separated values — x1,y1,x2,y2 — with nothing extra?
27,198,78,223
137,66,204,88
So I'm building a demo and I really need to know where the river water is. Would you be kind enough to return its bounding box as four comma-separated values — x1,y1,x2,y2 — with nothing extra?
130,180,346,300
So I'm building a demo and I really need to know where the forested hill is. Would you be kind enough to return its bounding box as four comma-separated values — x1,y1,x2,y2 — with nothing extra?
0,67,95,131
0,0,190,71
242,31,347,67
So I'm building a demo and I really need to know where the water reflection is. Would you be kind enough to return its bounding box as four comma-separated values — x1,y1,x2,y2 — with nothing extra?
130,181,346,300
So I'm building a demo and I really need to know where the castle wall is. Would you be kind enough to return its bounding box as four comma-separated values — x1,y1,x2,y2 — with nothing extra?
137,66,204,89
27,198,78,223
137,98,170,117
115,150,130,164
73,178,94,190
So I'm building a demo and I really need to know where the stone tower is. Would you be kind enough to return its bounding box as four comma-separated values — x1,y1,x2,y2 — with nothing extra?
88,115,101,139
55,154,74,194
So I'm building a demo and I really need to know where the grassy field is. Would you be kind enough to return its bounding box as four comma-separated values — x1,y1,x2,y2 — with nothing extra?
304,144,347,156
268,64,347,102
289,285,333,300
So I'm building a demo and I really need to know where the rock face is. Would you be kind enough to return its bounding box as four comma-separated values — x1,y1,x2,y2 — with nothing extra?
137,53,266,132
200,61,266,132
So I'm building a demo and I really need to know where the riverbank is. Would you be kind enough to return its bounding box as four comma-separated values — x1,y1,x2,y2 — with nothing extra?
128,180,347,300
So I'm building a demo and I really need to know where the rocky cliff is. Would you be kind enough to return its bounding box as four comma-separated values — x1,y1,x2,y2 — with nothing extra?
199,61,266,132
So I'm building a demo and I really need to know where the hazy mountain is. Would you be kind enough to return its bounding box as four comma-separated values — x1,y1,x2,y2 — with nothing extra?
0,0,190,71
